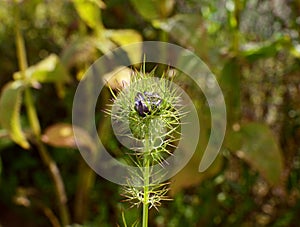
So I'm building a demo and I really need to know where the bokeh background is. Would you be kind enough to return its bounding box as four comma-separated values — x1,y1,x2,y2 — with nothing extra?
0,0,300,226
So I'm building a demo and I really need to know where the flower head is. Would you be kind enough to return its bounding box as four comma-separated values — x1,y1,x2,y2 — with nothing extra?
107,66,186,209
109,68,185,162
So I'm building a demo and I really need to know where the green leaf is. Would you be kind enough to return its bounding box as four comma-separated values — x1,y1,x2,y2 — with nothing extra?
240,35,291,61
106,29,142,46
0,81,30,149
72,0,104,30
152,14,204,51
130,0,161,21
290,43,300,59
130,0,174,21
13,54,70,84
170,154,223,195
225,123,284,185
105,29,142,64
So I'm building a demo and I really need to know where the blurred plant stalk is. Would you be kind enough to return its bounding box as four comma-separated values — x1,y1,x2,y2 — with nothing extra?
14,5,70,226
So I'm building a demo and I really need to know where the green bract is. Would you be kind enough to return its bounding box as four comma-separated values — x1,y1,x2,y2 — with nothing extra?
109,68,184,163
107,67,185,212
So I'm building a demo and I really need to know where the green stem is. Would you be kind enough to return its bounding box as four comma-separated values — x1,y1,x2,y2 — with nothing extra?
25,87,70,226
158,29,168,73
24,89,41,136
34,138,70,226
15,8,70,226
142,136,150,227
231,0,241,54
74,159,95,223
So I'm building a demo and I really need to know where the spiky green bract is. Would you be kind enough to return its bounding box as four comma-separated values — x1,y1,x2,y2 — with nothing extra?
107,67,185,218
109,69,185,163
121,165,173,210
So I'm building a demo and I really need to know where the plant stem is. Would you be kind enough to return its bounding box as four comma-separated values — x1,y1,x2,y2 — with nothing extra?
15,11,70,226
142,136,150,227
74,159,95,223
24,70,71,227
24,89,41,135
34,137,70,226
142,160,150,227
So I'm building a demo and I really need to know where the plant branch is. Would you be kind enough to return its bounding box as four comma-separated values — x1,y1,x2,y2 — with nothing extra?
15,10,70,226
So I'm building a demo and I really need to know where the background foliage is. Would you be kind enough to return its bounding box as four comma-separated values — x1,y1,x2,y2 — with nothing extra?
0,0,300,226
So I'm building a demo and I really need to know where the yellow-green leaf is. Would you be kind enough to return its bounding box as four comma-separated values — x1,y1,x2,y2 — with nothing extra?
72,0,104,30
240,35,291,61
13,54,70,84
130,0,160,21
152,14,204,52
0,81,30,149
106,29,142,64
130,0,174,21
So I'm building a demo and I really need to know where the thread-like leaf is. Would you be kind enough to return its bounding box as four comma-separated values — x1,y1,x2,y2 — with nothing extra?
0,81,29,149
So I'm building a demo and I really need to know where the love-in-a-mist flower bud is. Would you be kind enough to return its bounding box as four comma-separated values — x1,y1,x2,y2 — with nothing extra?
110,68,183,146
107,67,185,210
134,91,162,116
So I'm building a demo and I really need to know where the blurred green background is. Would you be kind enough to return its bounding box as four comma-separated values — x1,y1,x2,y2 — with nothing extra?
0,0,300,226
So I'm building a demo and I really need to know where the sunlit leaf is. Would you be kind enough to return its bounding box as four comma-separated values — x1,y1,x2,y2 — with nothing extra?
158,0,175,18
106,29,142,46
42,123,96,152
225,123,284,185
152,14,204,51
105,29,142,64
240,35,291,61
72,0,104,30
89,0,106,9
130,0,174,21
13,54,70,84
290,43,300,59
130,0,160,21
0,81,30,149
